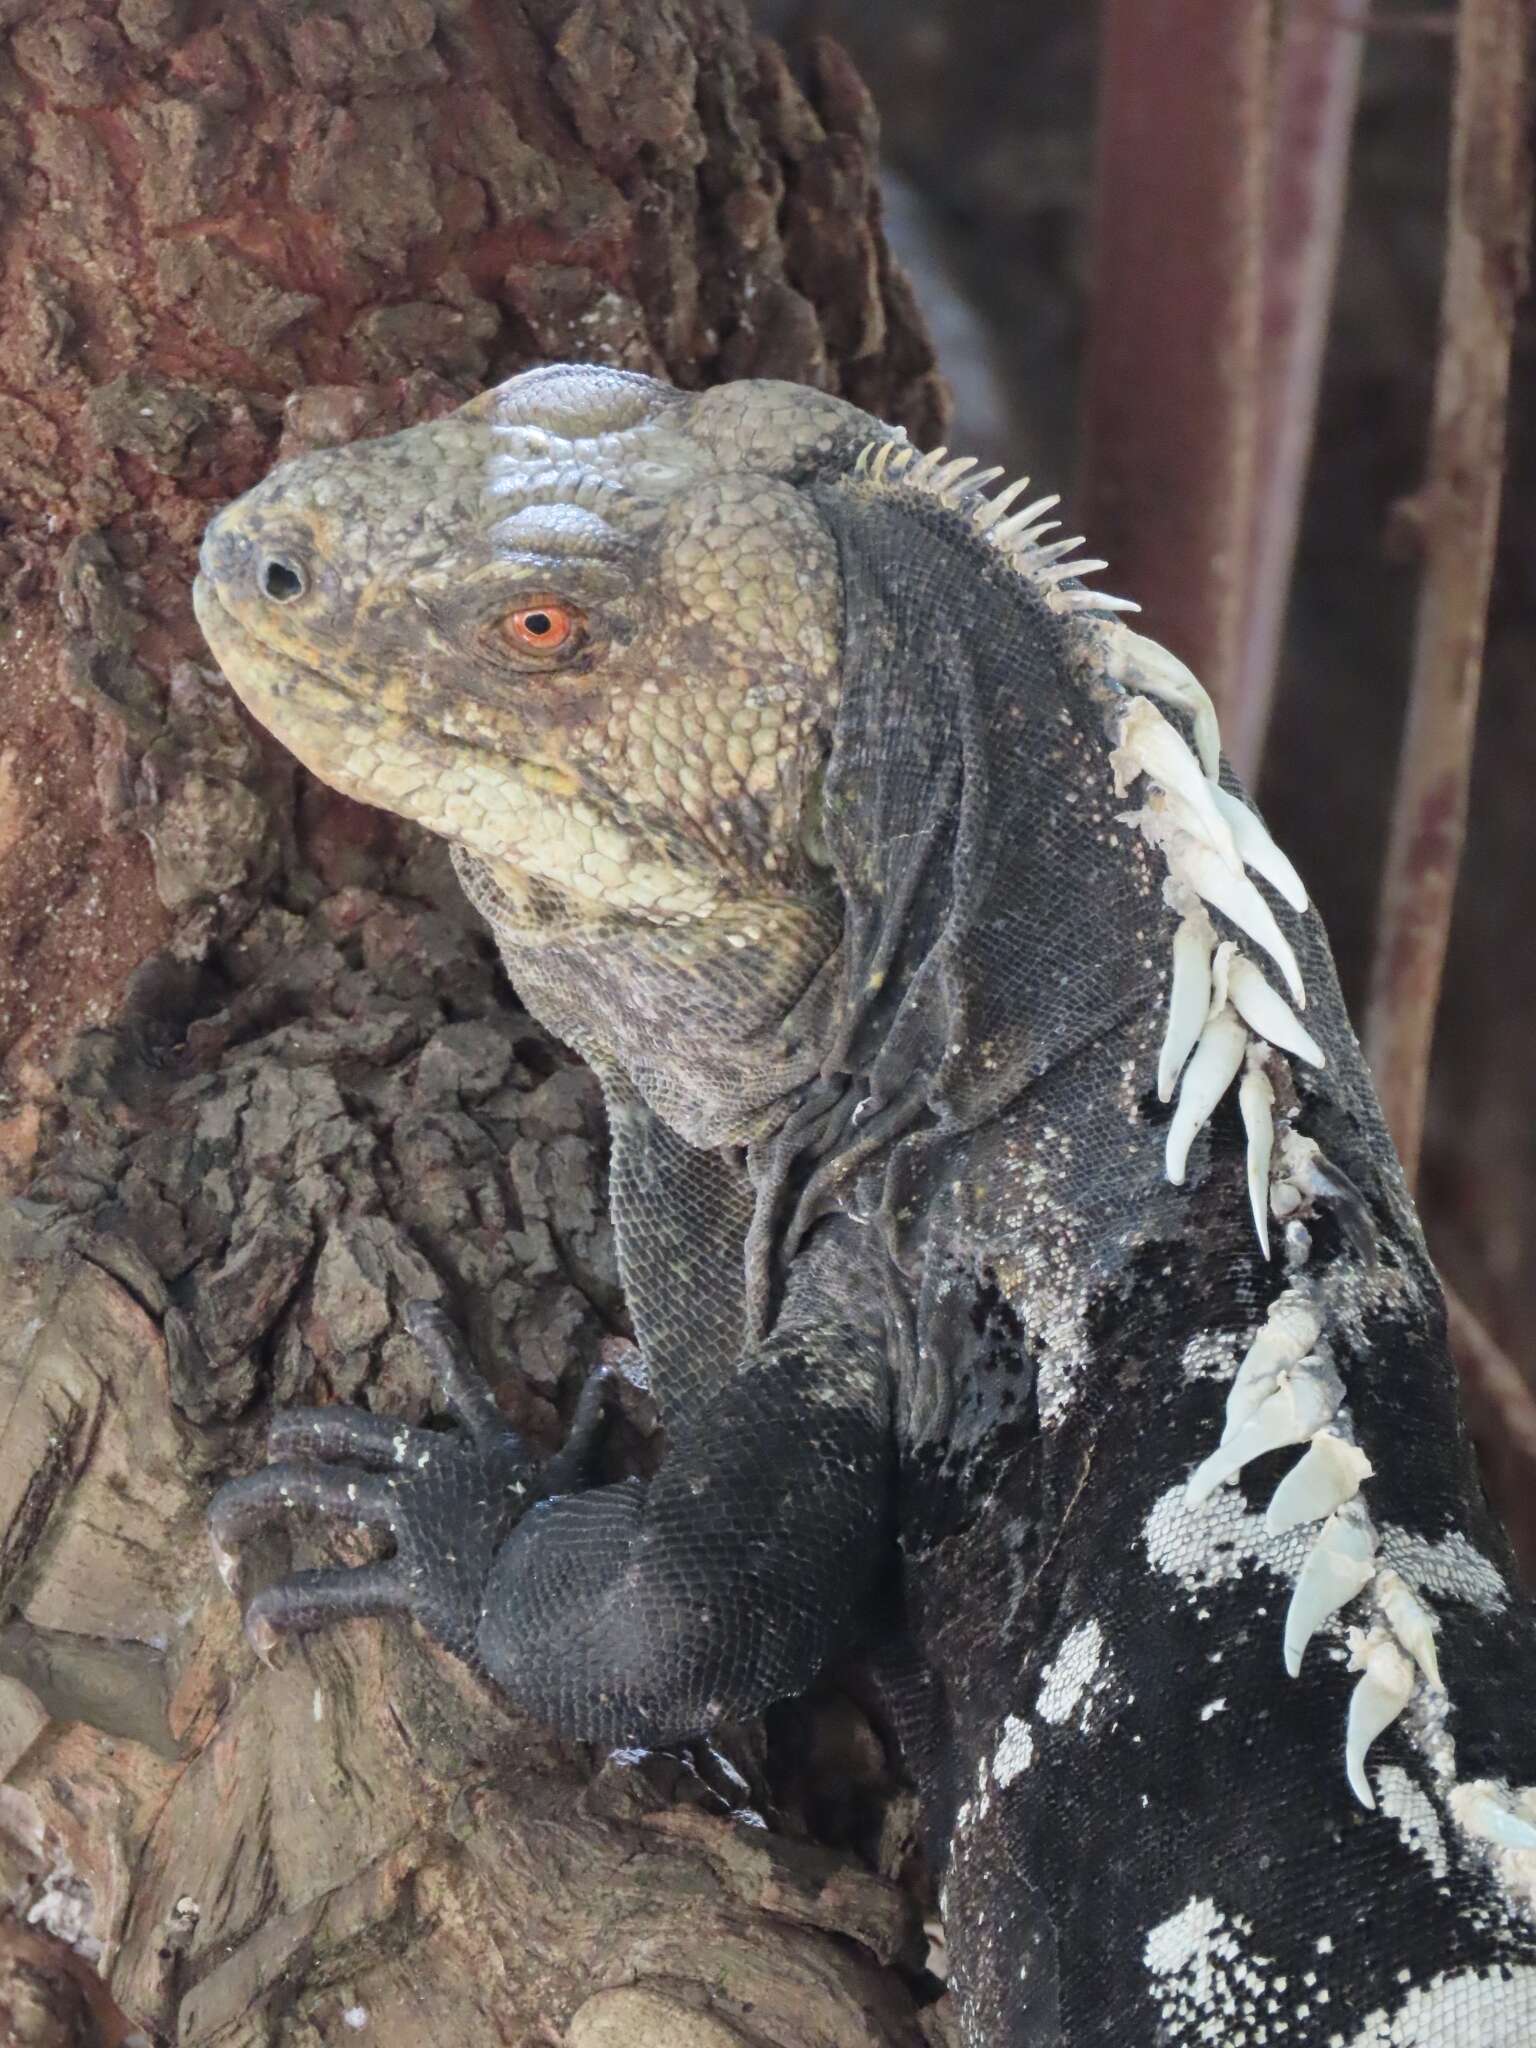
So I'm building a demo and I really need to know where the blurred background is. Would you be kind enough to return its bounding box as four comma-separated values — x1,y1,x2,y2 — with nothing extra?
760,0,1536,1543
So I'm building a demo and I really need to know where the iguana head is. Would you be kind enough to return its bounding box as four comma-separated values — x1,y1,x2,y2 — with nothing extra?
195,364,873,927
197,361,1297,1163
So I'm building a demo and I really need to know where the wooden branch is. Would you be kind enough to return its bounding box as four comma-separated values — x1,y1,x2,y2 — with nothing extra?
1364,0,1533,1183
1078,0,1271,704
1228,0,1369,784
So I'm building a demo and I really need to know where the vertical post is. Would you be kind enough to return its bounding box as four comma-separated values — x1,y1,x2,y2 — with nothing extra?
1364,0,1533,1183
1079,0,1271,706
1228,0,1369,784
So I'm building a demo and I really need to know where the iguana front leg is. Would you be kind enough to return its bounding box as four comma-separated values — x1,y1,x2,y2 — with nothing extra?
210,1229,894,1746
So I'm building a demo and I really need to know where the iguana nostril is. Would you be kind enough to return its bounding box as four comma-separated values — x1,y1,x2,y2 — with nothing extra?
261,557,306,602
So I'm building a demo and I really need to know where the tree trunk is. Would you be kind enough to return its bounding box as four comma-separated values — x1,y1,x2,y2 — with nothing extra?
0,6,948,2044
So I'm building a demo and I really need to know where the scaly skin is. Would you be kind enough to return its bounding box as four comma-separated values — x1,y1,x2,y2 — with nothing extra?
196,370,843,916
198,364,1536,2048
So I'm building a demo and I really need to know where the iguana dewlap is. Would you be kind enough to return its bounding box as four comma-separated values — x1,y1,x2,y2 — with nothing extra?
196,364,1536,2047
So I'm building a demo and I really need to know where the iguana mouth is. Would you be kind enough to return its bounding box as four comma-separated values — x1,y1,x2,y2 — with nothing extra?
192,577,340,711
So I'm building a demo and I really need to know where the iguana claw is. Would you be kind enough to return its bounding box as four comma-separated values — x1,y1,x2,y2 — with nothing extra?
207,1306,609,1670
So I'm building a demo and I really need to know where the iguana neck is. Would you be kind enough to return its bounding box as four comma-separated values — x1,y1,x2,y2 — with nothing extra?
452,844,846,1147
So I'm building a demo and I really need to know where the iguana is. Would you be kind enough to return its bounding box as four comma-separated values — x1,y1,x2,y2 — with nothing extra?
194,364,1536,2047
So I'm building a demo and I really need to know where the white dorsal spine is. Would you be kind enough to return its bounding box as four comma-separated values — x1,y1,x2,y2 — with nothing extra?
1186,1362,1343,1508
1239,1057,1276,1259
1284,1507,1377,1676
1226,956,1325,1070
1453,1782,1536,1854
1166,1008,1248,1186
1345,1630,1415,1809
1224,1297,1321,1438
852,438,1135,615
1376,1567,1441,1688
1158,907,1215,1102
1211,785,1308,912
1112,698,1241,874
1265,1431,1372,1536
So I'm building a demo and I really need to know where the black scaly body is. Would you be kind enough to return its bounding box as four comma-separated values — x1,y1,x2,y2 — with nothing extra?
200,368,1536,2047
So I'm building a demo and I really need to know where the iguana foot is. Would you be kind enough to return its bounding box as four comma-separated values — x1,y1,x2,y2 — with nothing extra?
208,1301,609,1669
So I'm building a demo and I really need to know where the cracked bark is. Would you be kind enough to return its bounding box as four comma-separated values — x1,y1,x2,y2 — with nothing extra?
0,5,949,2044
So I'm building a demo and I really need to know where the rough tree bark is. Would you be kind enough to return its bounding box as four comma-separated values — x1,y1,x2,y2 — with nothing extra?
0,6,949,2044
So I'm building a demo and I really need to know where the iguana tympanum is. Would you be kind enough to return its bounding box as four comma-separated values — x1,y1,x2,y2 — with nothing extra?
195,364,1536,2046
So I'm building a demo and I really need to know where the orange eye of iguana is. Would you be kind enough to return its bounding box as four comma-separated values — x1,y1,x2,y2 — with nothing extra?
503,602,583,654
